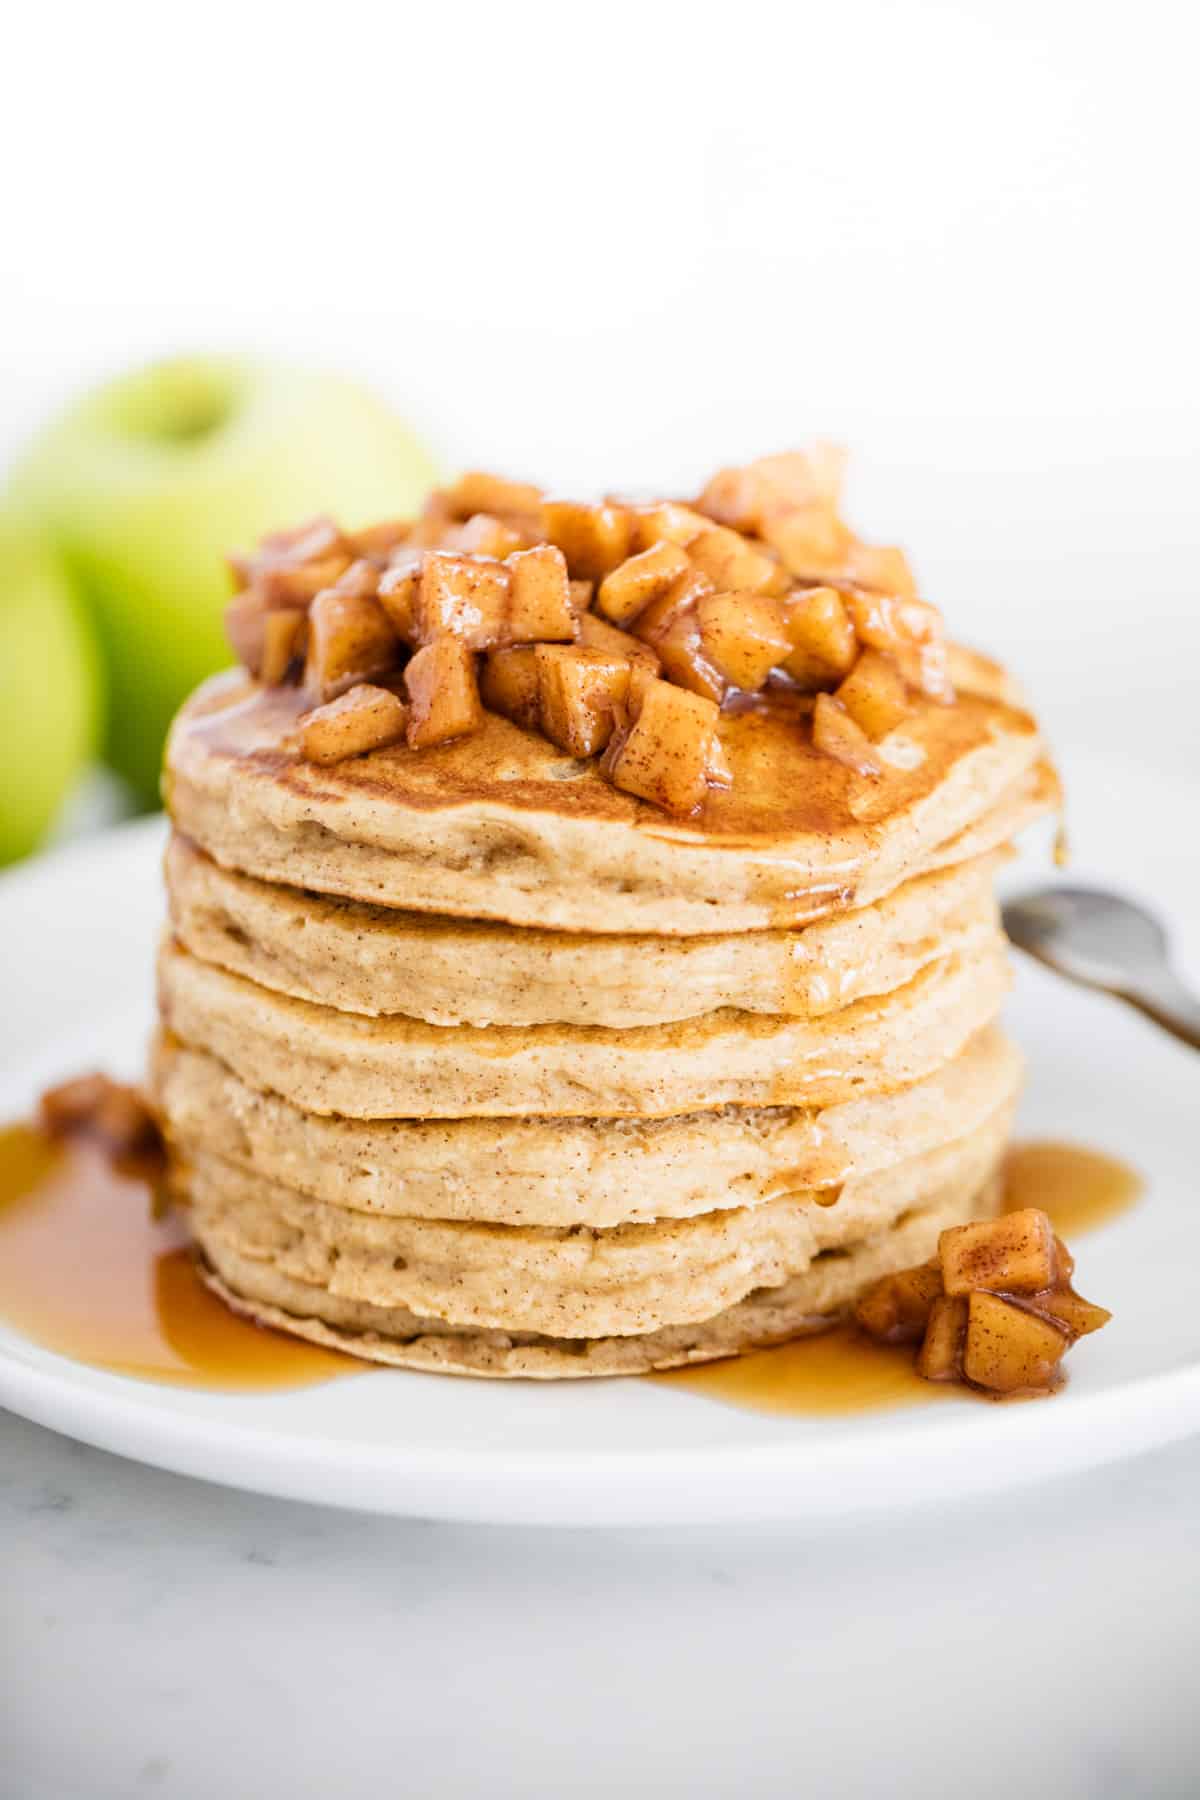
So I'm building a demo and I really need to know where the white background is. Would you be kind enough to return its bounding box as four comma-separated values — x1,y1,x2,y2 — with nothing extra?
3,3,1199,1795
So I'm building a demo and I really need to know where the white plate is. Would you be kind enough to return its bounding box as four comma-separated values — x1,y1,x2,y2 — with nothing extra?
1,805,1197,1527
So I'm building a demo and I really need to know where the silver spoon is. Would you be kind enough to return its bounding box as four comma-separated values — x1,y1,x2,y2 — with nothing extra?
1002,886,1200,1052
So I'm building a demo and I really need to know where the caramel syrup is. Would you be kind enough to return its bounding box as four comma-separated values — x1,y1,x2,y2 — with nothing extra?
1002,1141,1142,1237
0,1124,356,1390
655,1141,1141,1418
654,1325,946,1416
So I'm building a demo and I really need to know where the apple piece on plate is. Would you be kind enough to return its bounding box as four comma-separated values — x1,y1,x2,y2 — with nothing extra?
0,508,100,863
8,355,440,803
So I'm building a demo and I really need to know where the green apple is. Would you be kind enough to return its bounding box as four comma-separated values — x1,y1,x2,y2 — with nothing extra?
9,356,440,803
0,508,100,863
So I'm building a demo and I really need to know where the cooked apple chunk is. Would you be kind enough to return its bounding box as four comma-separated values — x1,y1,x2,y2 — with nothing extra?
603,676,719,815
834,649,912,741
811,694,882,777
596,541,692,625
448,512,528,559
854,1260,944,1345
414,552,511,650
480,646,541,731
916,1295,969,1381
299,683,409,764
842,589,952,700
844,541,917,597
349,518,413,558
630,501,708,553
224,592,270,677
697,592,792,690
38,1071,161,1158
541,500,634,581
940,1208,1058,1297
506,544,576,642
577,611,662,674
535,645,631,757
443,470,545,520
259,607,308,685
761,503,851,578
686,526,786,596
404,636,483,748
963,1292,1068,1395
697,447,846,534
376,551,423,639
305,587,400,701
1032,1289,1113,1340
780,587,858,688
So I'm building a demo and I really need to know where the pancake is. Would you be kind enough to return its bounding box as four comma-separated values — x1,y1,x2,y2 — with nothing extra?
165,832,1006,1027
164,647,1056,935
153,1026,1023,1226
178,1102,1010,1338
197,1173,1003,1378
157,933,1012,1119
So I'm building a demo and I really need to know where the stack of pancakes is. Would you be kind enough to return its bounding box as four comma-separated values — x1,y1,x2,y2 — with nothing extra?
153,633,1057,1379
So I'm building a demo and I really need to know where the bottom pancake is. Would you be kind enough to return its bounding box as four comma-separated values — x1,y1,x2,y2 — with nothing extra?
197,1174,1001,1379
178,1103,1010,1336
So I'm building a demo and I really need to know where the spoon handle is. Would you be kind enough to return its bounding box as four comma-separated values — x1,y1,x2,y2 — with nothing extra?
1121,967,1200,1052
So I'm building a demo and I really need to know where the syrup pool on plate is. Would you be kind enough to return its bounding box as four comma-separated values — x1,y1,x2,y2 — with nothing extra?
0,1123,357,1390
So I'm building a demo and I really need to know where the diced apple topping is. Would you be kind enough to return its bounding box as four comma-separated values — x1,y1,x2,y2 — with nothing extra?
810,693,882,777
853,1260,943,1345
446,512,528,559
414,552,512,650
697,593,792,690
480,646,542,731
844,542,917,597
602,675,720,815
259,608,308,685
375,552,422,638
507,544,576,642
856,1204,1110,1397
834,648,912,741
38,1072,162,1160
916,1295,969,1382
298,684,409,764
443,470,545,520
223,448,961,815
779,587,857,688
686,526,786,596
305,587,399,701
541,500,634,580
596,541,692,625
349,518,413,558
629,501,709,553
962,1293,1068,1395
577,610,662,674
535,645,631,757
940,1208,1057,1297
761,503,852,578
404,636,483,748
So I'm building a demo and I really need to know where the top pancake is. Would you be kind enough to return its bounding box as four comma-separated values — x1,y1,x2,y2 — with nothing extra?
165,644,1055,935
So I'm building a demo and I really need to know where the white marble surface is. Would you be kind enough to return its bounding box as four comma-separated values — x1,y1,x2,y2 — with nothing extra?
2,1408,1198,1799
